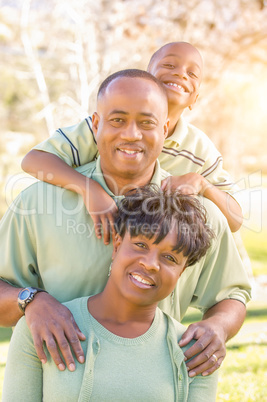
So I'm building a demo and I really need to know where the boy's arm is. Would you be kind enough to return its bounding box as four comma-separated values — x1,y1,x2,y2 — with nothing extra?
161,173,243,232
22,150,117,243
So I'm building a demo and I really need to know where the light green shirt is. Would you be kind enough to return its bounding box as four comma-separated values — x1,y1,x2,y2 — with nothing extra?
33,115,238,195
3,297,219,402
0,157,251,321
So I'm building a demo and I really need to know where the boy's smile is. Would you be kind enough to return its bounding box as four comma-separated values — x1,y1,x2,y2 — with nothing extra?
148,42,203,111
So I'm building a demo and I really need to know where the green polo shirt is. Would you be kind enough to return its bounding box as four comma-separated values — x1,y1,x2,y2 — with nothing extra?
0,157,251,321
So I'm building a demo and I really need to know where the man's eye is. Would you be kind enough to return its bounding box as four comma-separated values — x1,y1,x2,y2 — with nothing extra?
111,118,123,122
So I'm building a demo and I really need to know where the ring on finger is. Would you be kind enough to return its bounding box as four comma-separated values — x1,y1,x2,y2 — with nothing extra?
212,354,218,362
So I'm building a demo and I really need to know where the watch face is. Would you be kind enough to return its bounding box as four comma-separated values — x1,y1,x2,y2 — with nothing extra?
19,289,31,300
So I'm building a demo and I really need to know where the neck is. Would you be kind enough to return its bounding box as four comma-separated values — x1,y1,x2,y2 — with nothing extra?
88,285,157,335
101,163,157,196
167,104,184,137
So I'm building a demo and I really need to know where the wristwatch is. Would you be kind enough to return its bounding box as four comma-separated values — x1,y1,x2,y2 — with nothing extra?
18,287,47,313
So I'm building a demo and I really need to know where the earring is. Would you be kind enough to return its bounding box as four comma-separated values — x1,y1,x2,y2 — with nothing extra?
108,262,112,277
171,290,175,306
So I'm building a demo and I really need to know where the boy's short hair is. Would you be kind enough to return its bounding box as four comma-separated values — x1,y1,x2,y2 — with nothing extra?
97,68,167,101
115,184,214,267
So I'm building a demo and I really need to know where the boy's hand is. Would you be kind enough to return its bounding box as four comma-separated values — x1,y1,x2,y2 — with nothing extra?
179,319,226,377
25,292,86,371
82,179,118,244
161,173,209,195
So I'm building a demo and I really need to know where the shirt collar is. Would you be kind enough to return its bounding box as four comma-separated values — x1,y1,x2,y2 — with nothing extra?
165,116,188,146
91,157,163,199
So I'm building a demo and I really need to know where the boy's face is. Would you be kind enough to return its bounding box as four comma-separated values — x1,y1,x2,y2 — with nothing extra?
148,42,203,111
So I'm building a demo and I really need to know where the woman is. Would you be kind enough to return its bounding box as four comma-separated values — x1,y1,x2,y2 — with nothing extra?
3,185,217,401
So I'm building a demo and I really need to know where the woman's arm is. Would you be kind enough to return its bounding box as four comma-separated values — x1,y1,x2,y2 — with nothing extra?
2,317,43,401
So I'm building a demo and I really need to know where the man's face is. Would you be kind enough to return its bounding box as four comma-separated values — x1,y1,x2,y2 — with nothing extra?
148,42,203,111
92,77,168,186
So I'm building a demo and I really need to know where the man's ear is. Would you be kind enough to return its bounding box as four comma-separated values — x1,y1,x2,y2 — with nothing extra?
188,94,199,111
164,119,169,139
91,112,100,139
112,233,123,260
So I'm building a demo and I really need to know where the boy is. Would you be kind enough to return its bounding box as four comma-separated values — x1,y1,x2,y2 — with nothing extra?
22,42,243,243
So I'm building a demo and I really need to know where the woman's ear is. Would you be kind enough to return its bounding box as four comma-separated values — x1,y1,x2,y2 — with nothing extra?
112,233,123,260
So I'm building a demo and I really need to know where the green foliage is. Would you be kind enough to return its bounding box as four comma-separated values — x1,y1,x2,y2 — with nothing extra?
241,229,267,277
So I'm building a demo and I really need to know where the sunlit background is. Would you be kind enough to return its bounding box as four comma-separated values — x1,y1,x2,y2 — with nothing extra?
0,0,267,400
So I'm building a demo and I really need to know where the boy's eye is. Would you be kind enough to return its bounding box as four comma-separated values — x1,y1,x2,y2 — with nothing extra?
162,63,174,68
188,71,198,78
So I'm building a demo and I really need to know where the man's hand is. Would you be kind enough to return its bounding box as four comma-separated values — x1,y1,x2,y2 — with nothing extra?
179,300,246,376
25,292,86,371
179,319,226,377
83,179,118,245
161,173,208,195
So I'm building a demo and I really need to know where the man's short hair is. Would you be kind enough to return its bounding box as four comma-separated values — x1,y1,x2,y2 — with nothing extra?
115,184,214,267
97,69,167,102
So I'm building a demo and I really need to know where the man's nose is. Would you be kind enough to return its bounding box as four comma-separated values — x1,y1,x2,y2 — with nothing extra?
120,122,142,141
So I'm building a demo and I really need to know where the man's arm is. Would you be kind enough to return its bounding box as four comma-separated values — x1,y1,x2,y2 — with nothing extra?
179,299,246,377
0,279,85,371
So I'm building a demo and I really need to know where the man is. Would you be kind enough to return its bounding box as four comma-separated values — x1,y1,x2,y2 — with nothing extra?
0,69,251,378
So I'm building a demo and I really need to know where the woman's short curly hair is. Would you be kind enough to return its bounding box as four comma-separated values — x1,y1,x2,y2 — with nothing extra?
114,184,214,267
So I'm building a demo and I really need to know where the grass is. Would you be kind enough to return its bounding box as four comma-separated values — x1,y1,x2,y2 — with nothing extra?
241,228,267,277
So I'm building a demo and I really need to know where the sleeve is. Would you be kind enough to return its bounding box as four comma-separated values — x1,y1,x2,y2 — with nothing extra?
0,194,41,289
32,117,98,167
2,317,43,401
190,203,252,313
187,371,219,402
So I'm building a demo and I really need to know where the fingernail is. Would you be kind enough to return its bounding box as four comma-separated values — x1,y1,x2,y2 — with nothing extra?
41,359,46,364
69,363,76,371
189,371,196,377
78,356,85,363
202,372,208,376
58,363,65,371
184,356,187,361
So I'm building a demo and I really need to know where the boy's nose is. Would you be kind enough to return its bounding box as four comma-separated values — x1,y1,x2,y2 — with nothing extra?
173,66,187,80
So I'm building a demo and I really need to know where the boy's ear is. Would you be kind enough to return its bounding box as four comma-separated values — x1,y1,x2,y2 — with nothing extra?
188,94,199,111
91,112,100,138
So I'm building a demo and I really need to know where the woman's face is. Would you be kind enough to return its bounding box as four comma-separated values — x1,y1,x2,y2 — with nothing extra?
110,226,187,306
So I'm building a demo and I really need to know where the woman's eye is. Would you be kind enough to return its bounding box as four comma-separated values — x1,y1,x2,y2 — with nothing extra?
135,242,147,249
164,254,176,263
